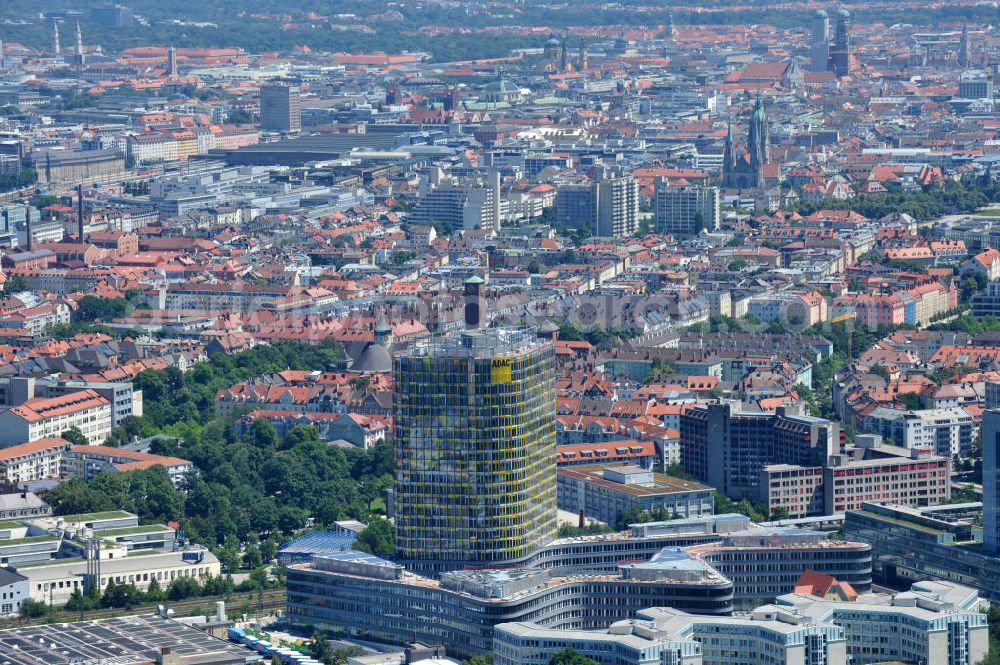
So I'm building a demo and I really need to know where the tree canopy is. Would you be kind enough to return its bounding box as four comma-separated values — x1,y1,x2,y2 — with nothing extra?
45,341,393,563
548,649,600,665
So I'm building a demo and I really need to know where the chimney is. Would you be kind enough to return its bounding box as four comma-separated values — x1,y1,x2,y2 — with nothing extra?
156,647,179,665
77,184,85,242
578,509,585,529
24,210,32,251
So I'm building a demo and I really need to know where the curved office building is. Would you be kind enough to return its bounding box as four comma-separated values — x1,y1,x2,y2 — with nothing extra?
286,517,872,657
286,549,734,657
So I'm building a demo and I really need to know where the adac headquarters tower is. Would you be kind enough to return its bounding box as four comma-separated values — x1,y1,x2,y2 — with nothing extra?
393,279,557,574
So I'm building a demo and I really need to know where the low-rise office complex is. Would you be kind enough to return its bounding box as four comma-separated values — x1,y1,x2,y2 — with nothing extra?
0,510,220,603
494,580,988,665
844,501,1000,603
557,464,714,525
759,434,951,518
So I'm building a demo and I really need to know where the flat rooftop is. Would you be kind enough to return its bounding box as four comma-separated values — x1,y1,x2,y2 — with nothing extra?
0,614,259,665
558,464,712,497
399,328,547,360
56,511,134,523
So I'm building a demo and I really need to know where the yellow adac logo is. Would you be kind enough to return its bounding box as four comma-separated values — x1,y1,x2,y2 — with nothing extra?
491,357,513,383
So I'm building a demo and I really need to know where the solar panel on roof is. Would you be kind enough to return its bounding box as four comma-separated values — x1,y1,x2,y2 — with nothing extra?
277,529,356,563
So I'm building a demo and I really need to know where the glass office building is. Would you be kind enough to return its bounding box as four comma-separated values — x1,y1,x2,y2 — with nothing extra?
393,328,557,573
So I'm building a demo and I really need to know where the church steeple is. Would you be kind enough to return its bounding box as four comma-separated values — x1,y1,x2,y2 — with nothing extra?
748,93,769,166
723,96,770,191
374,313,393,347
723,120,736,179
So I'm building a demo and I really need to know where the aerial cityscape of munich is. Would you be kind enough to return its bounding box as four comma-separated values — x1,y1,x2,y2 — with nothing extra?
0,0,998,663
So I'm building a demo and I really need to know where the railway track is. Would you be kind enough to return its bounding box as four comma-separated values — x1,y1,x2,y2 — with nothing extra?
0,589,287,628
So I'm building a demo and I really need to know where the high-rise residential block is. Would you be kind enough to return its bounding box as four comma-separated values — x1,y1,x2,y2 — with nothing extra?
259,83,301,132
554,176,639,238
653,177,720,235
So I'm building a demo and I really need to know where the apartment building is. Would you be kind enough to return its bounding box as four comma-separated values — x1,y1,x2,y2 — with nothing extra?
980,408,999,554
0,390,112,446
0,377,143,428
0,438,71,485
555,176,639,238
394,327,556,573
863,406,975,457
845,502,1000,603
410,177,500,233
63,445,193,486
653,177,720,235
260,83,302,132
287,523,871,657
21,548,220,604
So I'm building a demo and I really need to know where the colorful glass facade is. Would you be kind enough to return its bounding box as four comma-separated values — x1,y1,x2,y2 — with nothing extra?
393,329,557,572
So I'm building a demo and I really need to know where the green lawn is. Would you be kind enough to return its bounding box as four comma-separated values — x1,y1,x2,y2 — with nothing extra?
58,511,133,522
0,536,59,546
95,524,171,537
16,557,84,568
975,208,1000,217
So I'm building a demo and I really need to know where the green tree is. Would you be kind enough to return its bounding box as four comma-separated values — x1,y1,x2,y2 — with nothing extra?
168,576,202,600
61,426,89,445
616,505,650,530
145,577,166,602
728,259,748,272
897,392,923,410
242,541,263,569
463,656,494,665
310,630,335,665
647,357,676,382
548,649,600,665
64,587,99,611
769,506,791,521
2,275,29,294
102,580,143,608
353,518,395,556
76,296,128,322
19,599,49,619
46,478,113,515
